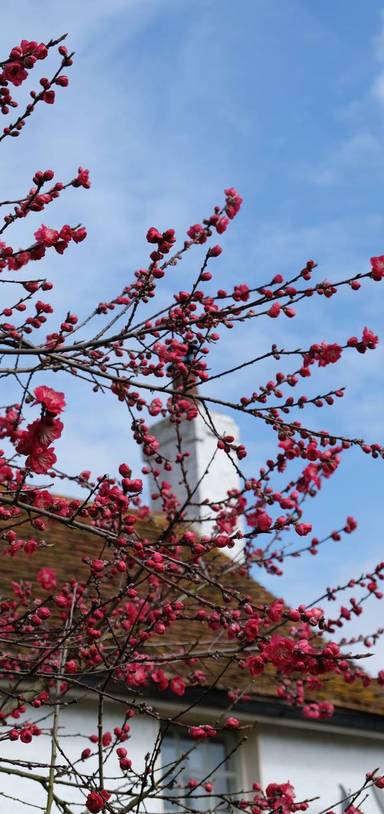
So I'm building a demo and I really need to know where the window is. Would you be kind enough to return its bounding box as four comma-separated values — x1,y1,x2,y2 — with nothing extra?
161,727,237,812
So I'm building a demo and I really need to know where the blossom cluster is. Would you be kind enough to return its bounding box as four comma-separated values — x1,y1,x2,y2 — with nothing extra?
0,30,383,814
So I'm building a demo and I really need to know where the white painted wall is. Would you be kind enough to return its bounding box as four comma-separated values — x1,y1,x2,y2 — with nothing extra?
257,722,384,814
2,703,384,813
145,411,244,560
0,702,161,813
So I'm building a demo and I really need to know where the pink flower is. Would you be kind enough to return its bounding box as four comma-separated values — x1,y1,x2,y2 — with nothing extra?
247,510,273,531
303,703,320,719
3,62,28,86
42,89,55,104
362,326,379,349
375,776,384,789
17,418,63,452
318,701,334,718
224,187,243,219
225,717,240,729
146,227,162,244
91,560,105,573
37,567,57,591
351,327,379,353
245,655,264,676
187,223,207,243
315,342,343,367
121,478,142,493
55,75,69,87
26,445,57,473
344,516,357,533
216,216,229,234
86,791,110,813
268,598,285,622
34,225,59,247
263,635,295,670
370,255,384,280
34,386,66,415
72,226,87,243
265,782,296,814
244,615,260,641
188,726,207,739
169,676,186,696
268,301,281,318
233,283,250,302
34,43,48,59
295,522,312,537
151,669,169,691
71,166,90,188
187,779,198,790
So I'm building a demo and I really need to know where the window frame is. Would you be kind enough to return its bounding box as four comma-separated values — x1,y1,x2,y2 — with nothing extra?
160,724,239,812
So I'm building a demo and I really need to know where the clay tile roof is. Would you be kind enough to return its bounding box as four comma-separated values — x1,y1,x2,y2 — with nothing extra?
1,509,383,719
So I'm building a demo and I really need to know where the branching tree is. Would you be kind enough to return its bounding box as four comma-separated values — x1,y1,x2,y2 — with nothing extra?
0,33,384,814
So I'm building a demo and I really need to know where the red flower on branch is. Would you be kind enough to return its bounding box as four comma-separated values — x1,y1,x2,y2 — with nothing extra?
33,386,66,414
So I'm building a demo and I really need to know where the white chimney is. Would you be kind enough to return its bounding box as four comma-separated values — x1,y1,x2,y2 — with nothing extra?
145,409,244,562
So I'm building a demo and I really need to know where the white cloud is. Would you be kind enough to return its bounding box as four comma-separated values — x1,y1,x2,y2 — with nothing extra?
371,72,384,103
0,1,170,47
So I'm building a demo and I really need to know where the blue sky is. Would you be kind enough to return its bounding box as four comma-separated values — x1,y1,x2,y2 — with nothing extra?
1,0,384,670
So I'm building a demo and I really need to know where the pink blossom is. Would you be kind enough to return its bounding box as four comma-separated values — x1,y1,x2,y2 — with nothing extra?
34,224,59,246
146,227,162,244
42,89,55,104
244,615,260,641
263,635,295,670
295,523,312,537
247,510,273,531
86,791,110,813
268,301,281,317
188,726,207,739
362,326,379,349
187,223,207,243
34,385,66,414
245,655,264,676
26,445,57,473
169,676,186,696
375,776,384,789
225,716,240,729
37,567,57,591
370,255,384,280
3,62,28,86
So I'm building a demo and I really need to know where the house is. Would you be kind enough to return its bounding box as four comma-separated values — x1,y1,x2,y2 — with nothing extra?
0,406,383,814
